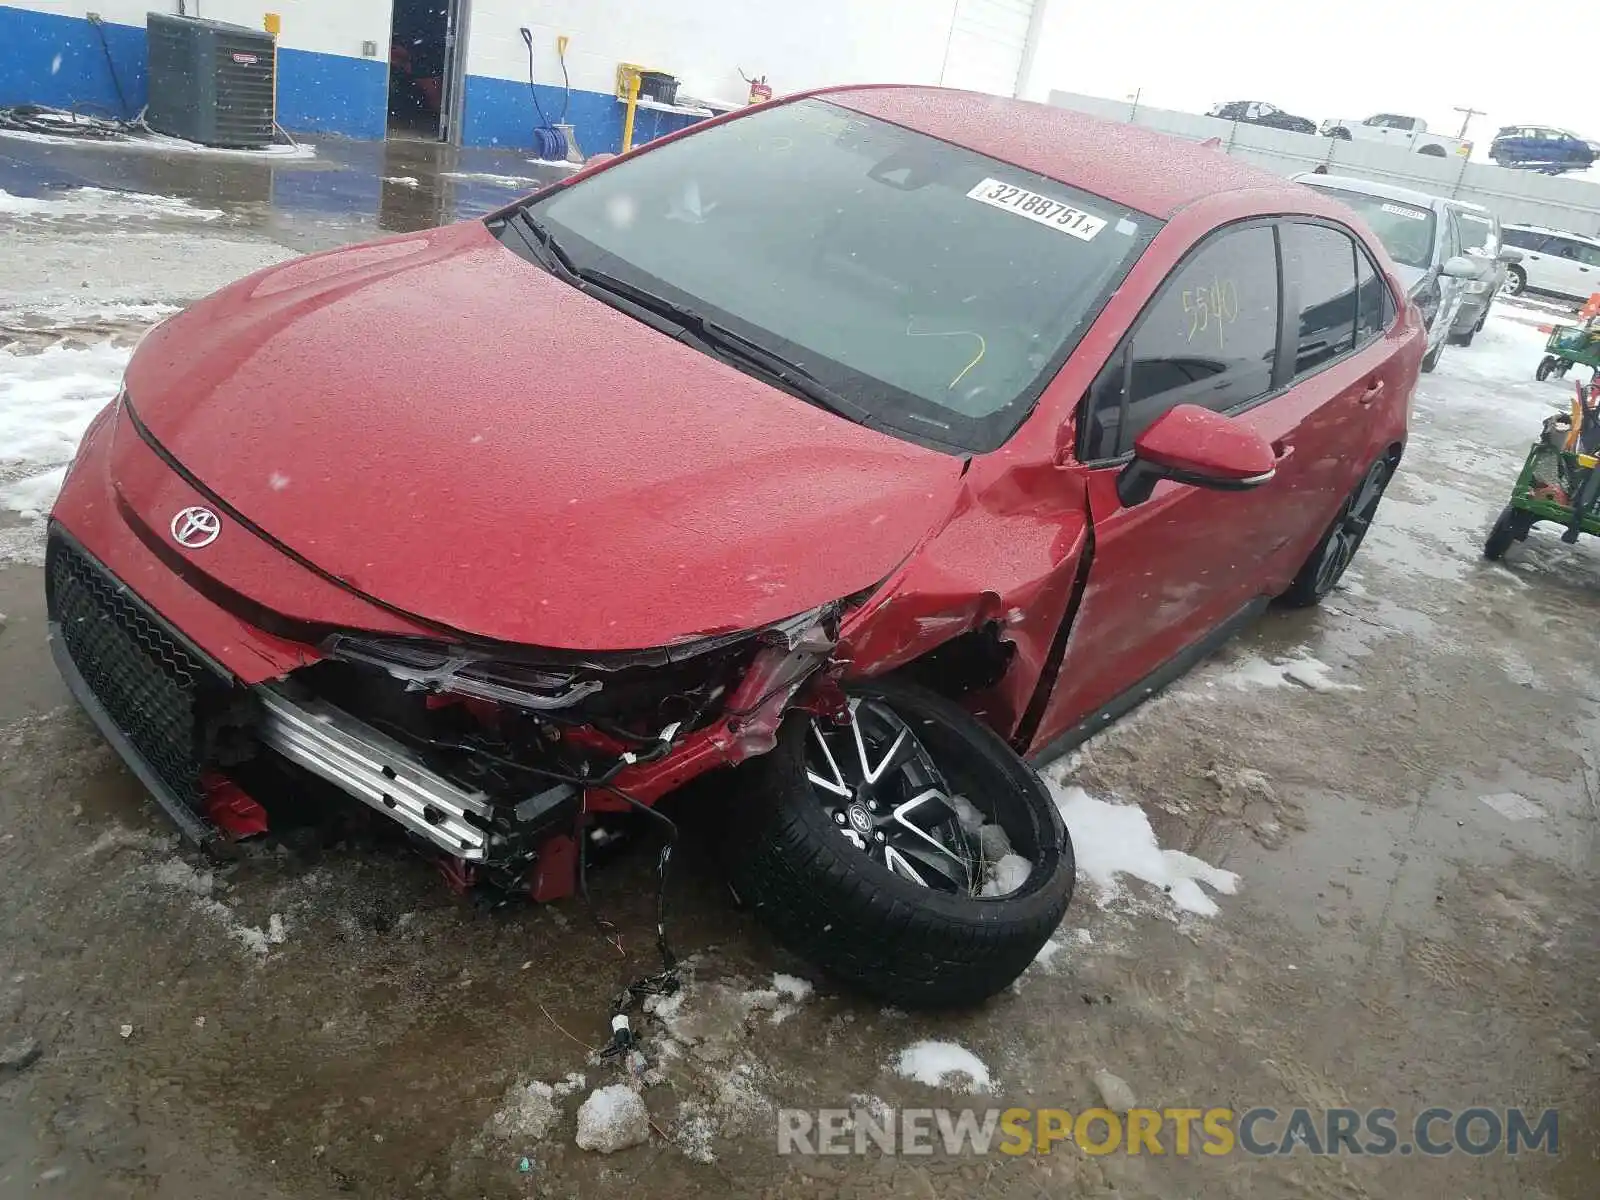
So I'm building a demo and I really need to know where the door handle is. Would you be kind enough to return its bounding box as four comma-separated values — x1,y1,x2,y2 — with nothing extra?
1359,380,1385,406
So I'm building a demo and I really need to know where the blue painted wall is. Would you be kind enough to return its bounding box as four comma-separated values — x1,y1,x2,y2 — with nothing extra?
0,6,148,118
461,74,703,155
0,6,384,139
274,47,387,140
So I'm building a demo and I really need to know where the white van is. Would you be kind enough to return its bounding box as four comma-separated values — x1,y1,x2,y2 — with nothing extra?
1500,225,1600,302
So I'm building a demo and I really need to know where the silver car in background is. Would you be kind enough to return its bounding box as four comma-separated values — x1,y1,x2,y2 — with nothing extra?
1446,201,1521,347
1294,173,1484,371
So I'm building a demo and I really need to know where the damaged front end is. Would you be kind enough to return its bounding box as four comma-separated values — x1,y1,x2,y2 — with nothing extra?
219,603,844,900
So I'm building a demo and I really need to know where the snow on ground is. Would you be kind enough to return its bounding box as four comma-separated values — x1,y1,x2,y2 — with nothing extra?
893,1040,993,1093
1480,792,1546,821
0,125,317,160
0,341,130,555
440,171,543,189
146,857,289,956
1210,650,1359,692
1047,777,1240,917
0,186,223,221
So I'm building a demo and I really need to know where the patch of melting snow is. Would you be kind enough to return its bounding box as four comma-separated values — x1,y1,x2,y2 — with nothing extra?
894,1040,993,1093
440,171,541,188
1030,927,1092,972
1480,792,1546,821
0,186,223,221
1211,651,1359,693
148,858,288,954
0,340,132,552
0,126,317,159
672,1100,717,1163
1046,778,1239,917
574,1085,650,1153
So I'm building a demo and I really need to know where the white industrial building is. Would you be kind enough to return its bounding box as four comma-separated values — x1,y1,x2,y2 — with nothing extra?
1,0,1047,149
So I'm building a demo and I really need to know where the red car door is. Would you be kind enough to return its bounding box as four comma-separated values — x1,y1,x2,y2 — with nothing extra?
1025,218,1385,756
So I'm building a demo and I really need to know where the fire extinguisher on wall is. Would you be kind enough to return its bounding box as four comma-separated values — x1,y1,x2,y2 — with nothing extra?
740,68,772,105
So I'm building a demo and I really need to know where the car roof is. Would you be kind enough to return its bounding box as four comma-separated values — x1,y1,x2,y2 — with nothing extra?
1294,172,1446,211
1506,222,1600,242
813,85,1306,218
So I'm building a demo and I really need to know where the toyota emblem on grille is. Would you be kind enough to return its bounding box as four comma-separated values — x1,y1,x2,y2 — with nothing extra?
171,506,220,548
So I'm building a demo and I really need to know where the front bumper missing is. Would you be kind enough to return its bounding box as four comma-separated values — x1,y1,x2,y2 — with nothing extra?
255,686,493,860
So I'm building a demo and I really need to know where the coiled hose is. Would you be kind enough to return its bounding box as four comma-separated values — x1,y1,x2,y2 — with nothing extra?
519,26,569,161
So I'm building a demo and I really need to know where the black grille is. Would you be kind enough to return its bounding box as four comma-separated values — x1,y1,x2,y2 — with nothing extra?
46,536,208,815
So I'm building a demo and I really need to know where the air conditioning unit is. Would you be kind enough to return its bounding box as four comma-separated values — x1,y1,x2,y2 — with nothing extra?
145,13,276,149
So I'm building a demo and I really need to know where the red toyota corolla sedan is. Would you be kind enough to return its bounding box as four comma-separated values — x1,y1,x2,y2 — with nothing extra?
47,87,1420,1006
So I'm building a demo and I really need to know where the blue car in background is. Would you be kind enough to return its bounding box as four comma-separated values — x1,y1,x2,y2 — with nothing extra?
1490,126,1600,172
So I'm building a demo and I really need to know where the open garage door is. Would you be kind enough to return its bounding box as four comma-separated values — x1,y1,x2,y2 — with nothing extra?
939,0,1040,97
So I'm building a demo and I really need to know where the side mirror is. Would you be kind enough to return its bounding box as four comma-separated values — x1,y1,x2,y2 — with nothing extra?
1117,405,1277,507
1498,247,1525,264
1442,254,1481,279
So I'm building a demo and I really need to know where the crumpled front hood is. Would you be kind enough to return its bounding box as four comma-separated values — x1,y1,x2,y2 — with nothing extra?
123,221,964,650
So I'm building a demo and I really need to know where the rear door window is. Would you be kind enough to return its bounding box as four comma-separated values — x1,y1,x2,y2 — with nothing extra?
1502,229,1547,251
1084,224,1281,459
1282,223,1358,376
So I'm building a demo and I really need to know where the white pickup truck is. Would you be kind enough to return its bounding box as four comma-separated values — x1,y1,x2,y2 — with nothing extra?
1318,114,1471,158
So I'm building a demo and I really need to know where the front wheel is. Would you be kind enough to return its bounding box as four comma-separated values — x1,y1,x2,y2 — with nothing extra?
1421,339,1444,372
1279,454,1396,607
722,677,1075,1008
1502,266,1526,296
1537,355,1562,381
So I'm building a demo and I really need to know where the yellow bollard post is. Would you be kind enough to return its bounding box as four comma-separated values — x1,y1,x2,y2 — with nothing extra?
263,12,281,129
621,71,639,154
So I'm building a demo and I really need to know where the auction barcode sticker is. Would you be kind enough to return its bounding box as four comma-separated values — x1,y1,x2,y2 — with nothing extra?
966,178,1106,241
1381,203,1427,221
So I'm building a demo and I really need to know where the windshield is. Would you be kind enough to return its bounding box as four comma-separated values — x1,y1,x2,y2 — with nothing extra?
508,99,1155,452
1455,212,1494,254
1304,184,1435,269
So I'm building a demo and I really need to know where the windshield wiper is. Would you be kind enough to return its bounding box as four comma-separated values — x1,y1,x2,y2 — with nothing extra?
505,209,580,282
571,266,877,427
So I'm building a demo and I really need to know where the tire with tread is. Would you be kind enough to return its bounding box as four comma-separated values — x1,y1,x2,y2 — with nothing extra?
1484,506,1529,560
722,677,1075,1008
1279,454,1396,607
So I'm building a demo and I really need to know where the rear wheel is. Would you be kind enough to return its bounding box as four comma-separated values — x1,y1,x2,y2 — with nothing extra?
1280,455,1395,607
722,677,1075,1008
1418,144,1447,157
1484,506,1532,560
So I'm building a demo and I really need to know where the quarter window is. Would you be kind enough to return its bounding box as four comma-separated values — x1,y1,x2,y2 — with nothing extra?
1355,249,1392,343
1084,224,1280,460
1283,223,1358,376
